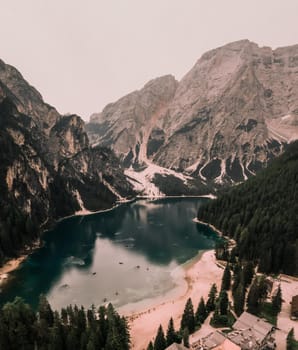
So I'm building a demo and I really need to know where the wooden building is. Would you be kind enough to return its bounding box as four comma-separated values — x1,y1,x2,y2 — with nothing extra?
291,295,298,319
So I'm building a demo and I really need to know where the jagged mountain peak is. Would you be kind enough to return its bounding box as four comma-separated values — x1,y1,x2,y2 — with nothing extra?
87,74,178,165
0,59,60,132
87,40,298,195
0,59,135,262
89,74,177,122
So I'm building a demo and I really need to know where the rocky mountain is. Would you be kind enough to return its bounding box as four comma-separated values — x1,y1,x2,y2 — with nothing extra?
87,40,298,194
0,59,134,264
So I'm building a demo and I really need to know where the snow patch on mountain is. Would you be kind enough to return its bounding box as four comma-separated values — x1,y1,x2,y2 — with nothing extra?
125,162,192,198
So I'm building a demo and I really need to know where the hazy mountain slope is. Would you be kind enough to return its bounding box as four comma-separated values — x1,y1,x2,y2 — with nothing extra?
87,40,298,193
197,140,298,275
0,59,134,264
87,75,178,167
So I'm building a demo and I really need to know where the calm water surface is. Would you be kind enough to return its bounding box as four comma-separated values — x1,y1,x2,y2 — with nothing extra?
0,198,218,310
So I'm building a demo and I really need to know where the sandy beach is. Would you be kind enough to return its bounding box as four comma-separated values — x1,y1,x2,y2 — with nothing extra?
124,250,223,350
0,256,27,285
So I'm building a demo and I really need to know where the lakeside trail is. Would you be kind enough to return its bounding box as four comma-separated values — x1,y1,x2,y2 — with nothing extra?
125,250,223,350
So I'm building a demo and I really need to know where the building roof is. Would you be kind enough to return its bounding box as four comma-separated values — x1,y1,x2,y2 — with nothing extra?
166,343,188,350
233,311,272,340
291,295,298,315
193,331,241,350
229,311,274,349
213,338,241,350
202,331,226,348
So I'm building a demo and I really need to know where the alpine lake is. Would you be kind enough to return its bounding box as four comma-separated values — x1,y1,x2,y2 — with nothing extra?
0,198,219,311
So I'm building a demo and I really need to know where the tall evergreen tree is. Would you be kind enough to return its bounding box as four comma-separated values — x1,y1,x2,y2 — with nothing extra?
180,298,195,334
287,328,296,350
272,284,282,315
182,327,189,348
147,341,154,350
195,297,207,325
221,264,231,291
48,311,64,350
166,317,180,346
247,278,261,315
232,263,242,297
206,284,217,313
38,294,54,327
219,290,229,315
234,282,245,316
242,261,255,287
154,325,166,350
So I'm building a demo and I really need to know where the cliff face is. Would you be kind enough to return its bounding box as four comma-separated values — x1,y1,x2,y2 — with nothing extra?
87,40,298,192
87,75,178,167
0,59,134,263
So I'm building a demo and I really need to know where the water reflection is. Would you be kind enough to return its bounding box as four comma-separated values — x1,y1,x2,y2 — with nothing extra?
0,198,218,310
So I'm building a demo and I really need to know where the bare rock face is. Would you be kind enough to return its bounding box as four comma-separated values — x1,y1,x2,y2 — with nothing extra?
0,59,135,262
87,75,178,167
87,40,298,188
0,59,60,132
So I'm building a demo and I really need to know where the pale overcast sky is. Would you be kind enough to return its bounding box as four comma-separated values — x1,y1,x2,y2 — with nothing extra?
1,0,298,120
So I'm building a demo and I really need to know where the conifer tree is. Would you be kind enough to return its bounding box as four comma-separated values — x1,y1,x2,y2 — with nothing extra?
48,311,64,350
147,341,154,350
38,294,54,327
206,284,217,313
210,305,220,326
221,264,231,291
180,298,195,333
272,284,282,315
195,297,207,325
287,328,296,350
219,290,229,315
232,263,242,297
86,332,98,350
166,317,180,346
154,325,166,350
98,305,108,344
86,339,96,350
247,278,260,315
242,261,255,287
182,327,189,348
234,282,245,316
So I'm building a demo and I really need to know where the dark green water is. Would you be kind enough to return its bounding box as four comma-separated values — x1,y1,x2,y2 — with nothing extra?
0,198,218,311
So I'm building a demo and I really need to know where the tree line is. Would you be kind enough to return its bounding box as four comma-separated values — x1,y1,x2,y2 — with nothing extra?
197,141,298,275
0,296,130,350
0,201,39,267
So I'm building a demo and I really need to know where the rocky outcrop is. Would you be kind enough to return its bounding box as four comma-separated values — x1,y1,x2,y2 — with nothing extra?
87,40,298,190
0,59,135,264
87,75,178,167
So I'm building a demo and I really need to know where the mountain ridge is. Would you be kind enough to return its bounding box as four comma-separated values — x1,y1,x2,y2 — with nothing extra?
87,40,298,195
0,59,135,265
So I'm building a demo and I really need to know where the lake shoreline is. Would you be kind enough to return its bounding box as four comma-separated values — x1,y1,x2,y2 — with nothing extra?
0,256,27,286
0,195,216,284
193,218,236,247
124,216,235,349
125,249,224,350
0,239,41,286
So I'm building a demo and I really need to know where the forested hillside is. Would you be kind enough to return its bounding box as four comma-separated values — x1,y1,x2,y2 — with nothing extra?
0,59,134,266
197,141,298,275
0,297,130,350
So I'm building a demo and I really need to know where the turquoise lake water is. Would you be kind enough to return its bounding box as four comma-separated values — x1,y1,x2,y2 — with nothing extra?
0,198,218,310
